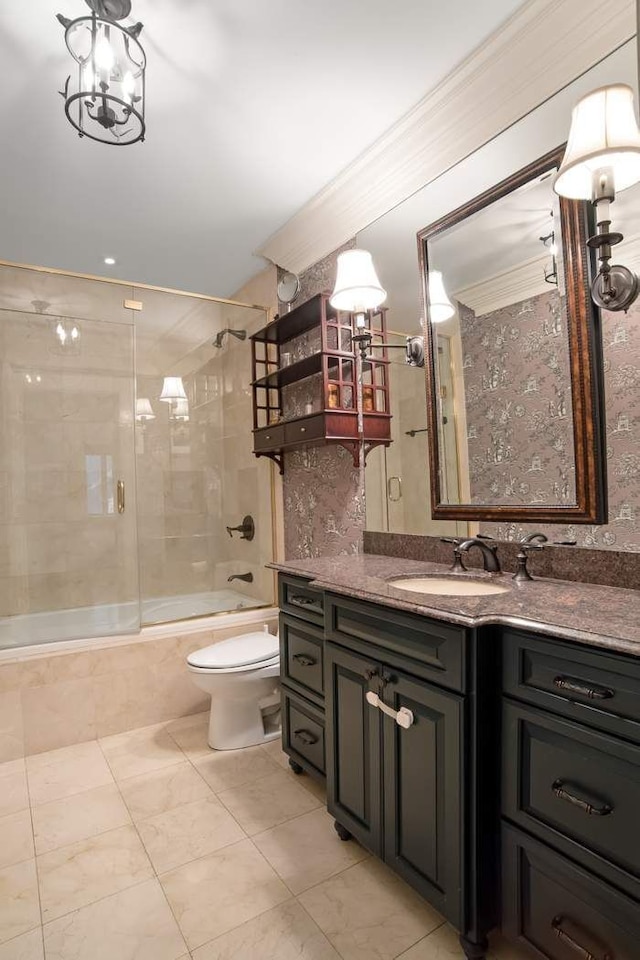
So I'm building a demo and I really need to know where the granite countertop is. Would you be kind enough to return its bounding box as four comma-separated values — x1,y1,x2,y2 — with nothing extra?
269,554,640,657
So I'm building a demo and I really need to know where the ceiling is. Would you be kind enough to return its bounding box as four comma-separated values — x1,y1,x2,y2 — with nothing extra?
0,0,524,300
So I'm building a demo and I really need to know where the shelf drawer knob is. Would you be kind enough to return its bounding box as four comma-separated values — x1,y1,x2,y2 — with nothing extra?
300,426,306,433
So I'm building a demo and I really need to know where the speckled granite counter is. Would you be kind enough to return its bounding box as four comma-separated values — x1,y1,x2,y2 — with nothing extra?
269,554,640,657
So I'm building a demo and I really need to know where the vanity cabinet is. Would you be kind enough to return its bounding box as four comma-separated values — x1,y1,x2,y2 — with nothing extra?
501,629,640,958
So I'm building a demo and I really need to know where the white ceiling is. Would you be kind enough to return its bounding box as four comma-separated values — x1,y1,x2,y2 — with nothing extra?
0,0,524,299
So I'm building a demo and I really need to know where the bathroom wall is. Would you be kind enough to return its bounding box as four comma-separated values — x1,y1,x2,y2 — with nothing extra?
276,242,368,560
0,612,278,761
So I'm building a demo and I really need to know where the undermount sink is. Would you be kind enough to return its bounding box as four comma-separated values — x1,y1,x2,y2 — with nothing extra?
389,576,510,597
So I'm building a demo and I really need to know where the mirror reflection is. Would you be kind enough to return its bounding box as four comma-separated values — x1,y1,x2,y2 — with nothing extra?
424,166,576,507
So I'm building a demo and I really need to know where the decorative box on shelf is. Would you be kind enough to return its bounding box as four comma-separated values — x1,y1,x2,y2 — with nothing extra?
250,292,391,473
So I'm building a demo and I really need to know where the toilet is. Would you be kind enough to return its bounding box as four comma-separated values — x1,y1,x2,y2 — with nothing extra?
187,626,281,750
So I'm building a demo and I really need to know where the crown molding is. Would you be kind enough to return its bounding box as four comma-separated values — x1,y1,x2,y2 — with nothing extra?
256,0,635,275
454,253,551,316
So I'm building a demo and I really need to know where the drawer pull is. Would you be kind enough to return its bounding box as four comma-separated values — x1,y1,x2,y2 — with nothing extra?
292,653,316,667
553,676,614,700
552,780,612,817
366,690,414,729
294,728,318,746
289,594,322,611
552,916,612,960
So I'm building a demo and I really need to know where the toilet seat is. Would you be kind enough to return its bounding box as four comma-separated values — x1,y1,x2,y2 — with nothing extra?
187,655,279,675
187,630,279,671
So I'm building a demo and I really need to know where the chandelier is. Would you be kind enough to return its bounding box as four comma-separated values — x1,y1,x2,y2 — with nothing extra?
56,0,146,145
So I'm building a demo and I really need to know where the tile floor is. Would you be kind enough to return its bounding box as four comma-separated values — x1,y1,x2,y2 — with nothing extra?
0,714,530,960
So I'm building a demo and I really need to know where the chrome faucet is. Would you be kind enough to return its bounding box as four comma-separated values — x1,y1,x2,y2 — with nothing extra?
228,572,253,584
457,538,501,573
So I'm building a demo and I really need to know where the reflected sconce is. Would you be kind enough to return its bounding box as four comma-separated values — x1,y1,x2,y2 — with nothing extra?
170,399,190,422
54,319,81,348
427,271,455,323
135,398,155,421
159,377,187,403
330,249,387,358
540,226,559,286
56,0,146,145
554,83,640,311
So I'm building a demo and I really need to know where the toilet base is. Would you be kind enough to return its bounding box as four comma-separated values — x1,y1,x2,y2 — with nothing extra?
207,691,281,751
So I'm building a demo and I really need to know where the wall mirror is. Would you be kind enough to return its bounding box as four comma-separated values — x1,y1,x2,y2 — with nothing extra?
418,147,607,524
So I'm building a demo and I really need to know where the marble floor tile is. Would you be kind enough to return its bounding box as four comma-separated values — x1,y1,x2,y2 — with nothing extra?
193,745,281,794
26,742,113,806
259,740,290,771
166,717,212,762
118,761,212,821
191,901,340,960
0,758,29,817
100,724,185,781
37,824,153,922
253,808,368,894
298,857,444,960
32,783,131,855
137,796,245,873
217,771,320,836
160,838,290,951
0,927,44,960
298,774,328,805
0,809,34,869
42,878,187,960
0,859,40,945
396,923,461,959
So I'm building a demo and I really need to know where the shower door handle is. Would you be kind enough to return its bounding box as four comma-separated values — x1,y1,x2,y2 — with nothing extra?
387,476,402,502
117,480,125,514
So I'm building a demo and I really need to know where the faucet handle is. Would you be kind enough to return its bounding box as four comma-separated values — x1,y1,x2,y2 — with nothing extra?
440,537,462,545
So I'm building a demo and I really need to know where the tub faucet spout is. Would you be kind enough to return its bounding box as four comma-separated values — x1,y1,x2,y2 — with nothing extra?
228,572,253,584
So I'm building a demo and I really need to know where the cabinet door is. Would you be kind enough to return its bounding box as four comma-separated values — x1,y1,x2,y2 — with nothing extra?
325,642,382,855
382,669,464,927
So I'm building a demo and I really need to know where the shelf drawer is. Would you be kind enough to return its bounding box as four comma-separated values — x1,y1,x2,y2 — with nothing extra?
503,629,640,742
254,424,285,452
284,415,325,446
279,575,324,627
503,699,640,895
280,614,324,704
326,593,465,692
282,688,325,778
502,823,640,960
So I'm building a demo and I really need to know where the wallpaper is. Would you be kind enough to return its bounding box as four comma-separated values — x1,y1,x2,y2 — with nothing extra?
279,241,365,560
457,289,576,506
482,297,640,551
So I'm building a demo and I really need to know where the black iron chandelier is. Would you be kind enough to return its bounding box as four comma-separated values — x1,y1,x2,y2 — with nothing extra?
57,0,146,145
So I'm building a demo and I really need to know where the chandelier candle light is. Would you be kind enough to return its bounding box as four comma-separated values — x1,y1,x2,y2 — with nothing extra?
57,0,146,145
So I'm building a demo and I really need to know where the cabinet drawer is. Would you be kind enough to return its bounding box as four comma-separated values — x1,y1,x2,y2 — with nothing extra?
282,688,325,778
254,424,285,451
503,629,640,742
284,415,325,446
503,700,640,897
326,593,465,692
279,575,324,627
280,614,324,704
502,824,640,960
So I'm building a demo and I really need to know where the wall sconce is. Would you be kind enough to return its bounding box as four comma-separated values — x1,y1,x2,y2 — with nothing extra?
170,398,190,422
56,0,146,145
427,271,455,323
330,249,387,358
135,398,155,421
53,319,81,349
159,377,187,403
554,84,640,312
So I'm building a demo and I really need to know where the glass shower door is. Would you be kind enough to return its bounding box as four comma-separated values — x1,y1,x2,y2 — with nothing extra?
0,285,139,649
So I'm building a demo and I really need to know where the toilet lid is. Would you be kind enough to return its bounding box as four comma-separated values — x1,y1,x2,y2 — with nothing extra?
187,631,279,669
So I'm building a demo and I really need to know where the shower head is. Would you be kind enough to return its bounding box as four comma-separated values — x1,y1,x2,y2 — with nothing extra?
213,328,247,348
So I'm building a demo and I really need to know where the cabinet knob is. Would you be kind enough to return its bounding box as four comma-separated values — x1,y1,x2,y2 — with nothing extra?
265,434,271,440
300,426,306,433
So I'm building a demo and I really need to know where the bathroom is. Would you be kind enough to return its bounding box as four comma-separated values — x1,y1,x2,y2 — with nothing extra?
0,1,639,959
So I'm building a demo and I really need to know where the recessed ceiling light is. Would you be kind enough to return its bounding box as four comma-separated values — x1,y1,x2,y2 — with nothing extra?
104,257,116,266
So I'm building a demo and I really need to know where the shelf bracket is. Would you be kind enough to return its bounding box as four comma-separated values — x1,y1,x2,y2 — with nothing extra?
256,451,284,475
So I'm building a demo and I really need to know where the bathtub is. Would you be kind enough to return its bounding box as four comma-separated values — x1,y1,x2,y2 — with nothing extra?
0,588,272,653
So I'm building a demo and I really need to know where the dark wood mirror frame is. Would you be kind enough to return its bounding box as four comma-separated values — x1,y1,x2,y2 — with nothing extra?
417,146,607,524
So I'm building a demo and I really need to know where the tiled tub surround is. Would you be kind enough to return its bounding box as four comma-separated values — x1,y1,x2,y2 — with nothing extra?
0,713,528,960
0,608,277,762
270,553,640,656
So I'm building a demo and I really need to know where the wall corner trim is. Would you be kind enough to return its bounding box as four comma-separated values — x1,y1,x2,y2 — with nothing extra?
256,0,636,275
